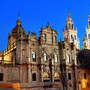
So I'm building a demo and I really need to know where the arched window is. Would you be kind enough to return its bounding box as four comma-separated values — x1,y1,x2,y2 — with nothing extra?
67,55,70,63
54,72,60,78
32,52,36,62
71,35,73,40
0,73,3,81
68,73,71,80
55,36,57,43
43,72,49,78
32,73,36,81
72,24,73,29
55,55,57,63
44,53,47,61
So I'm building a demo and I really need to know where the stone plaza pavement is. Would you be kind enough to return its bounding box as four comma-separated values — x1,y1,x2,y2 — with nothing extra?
0,87,17,90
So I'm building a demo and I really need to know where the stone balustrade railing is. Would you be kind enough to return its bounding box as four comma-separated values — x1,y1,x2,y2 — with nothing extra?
4,43,17,55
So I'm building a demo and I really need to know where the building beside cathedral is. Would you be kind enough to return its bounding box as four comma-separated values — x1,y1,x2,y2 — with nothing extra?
0,10,90,90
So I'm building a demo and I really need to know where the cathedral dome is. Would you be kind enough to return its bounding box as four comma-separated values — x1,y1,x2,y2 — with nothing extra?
11,16,26,37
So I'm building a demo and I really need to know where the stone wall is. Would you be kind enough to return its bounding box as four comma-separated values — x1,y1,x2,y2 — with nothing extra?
0,65,20,83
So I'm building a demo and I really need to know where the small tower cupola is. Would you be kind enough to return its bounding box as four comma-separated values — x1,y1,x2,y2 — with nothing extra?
10,13,26,37
65,9,74,31
16,13,22,27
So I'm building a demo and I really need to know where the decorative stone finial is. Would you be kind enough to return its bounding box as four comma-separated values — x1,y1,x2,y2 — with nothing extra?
16,12,21,26
18,11,20,20
47,22,50,26
68,7,70,18
60,37,62,42
28,31,30,34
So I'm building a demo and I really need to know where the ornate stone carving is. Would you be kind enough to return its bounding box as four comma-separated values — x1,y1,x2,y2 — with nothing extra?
53,48,58,53
43,47,47,52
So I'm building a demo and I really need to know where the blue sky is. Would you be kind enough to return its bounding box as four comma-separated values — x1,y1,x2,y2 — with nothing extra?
0,0,90,51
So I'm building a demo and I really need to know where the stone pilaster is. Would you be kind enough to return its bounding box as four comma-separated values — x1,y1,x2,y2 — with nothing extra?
2,51,4,65
20,31,23,83
28,65,31,83
20,62,22,82
28,33,30,63
20,32,23,64
28,33,31,83
52,65,54,82
52,59,54,82
75,67,78,90
41,64,43,82
66,68,68,89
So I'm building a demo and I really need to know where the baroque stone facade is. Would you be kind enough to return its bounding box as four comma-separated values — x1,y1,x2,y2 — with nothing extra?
0,11,90,90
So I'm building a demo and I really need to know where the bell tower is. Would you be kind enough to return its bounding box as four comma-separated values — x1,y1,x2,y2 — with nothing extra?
85,12,90,49
63,9,79,49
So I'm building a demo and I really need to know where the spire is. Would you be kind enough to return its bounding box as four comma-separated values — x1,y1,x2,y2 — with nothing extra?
18,11,20,20
68,7,70,18
16,11,21,26
65,8,74,31
88,4,90,28
88,3,90,20
67,7,72,22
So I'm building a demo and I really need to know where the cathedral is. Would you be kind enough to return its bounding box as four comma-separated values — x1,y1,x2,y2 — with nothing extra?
0,10,90,90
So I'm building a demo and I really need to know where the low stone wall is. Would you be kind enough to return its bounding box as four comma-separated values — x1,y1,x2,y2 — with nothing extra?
0,83,20,90
0,82,62,90
20,82,62,90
